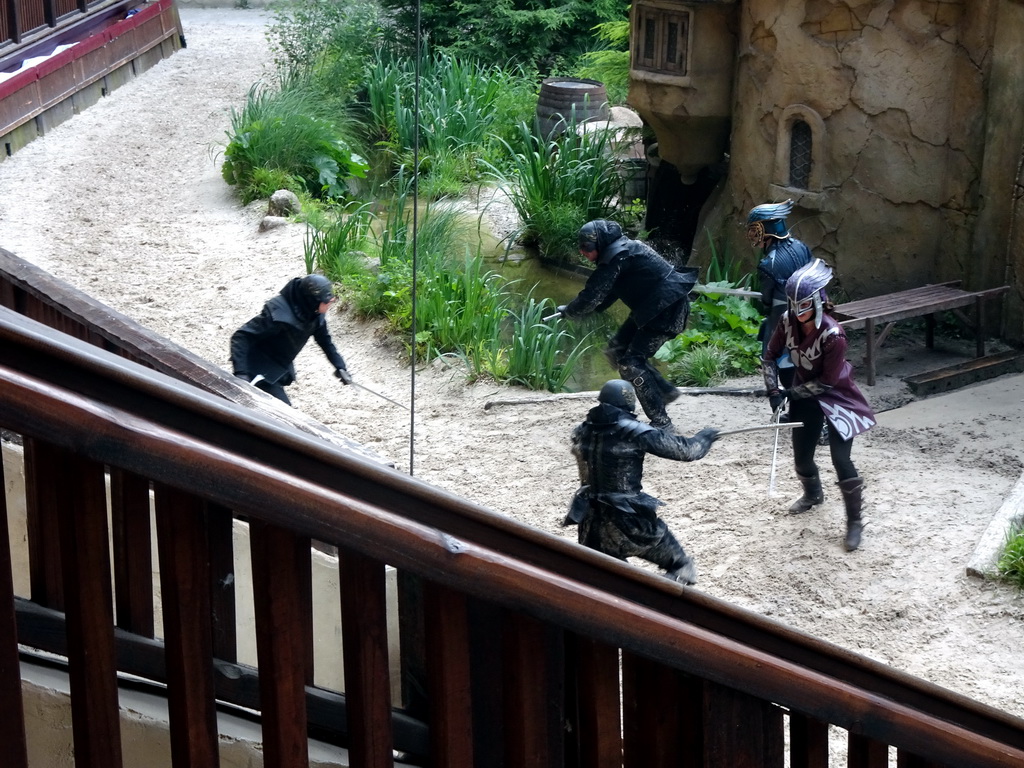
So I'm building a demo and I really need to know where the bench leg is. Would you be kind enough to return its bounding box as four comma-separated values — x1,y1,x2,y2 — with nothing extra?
865,318,876,386
975,298,985,357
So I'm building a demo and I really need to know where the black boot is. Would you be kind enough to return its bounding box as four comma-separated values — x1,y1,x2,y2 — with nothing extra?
789,472,824,513
631,375,671,429
839,476,865,551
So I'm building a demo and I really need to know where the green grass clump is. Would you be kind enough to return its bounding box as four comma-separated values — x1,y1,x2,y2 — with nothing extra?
997,523,1024,590
666,345,731,387
221,79,367,203
483,116,620,263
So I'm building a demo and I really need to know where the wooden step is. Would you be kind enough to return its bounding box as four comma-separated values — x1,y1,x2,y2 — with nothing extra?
903,350,1024,395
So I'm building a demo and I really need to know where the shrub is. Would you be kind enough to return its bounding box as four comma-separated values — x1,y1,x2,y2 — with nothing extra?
572,17,631,105
221,79,368,203
377,0,626,73
484,117,620,262
997,523,1024,590
656,281,764,383
266,0,384,102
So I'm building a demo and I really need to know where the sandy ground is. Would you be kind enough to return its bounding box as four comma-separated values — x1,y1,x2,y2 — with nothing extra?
1,8,1023,728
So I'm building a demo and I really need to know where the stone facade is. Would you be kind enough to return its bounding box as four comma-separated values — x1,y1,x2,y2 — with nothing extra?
628,0,1024,342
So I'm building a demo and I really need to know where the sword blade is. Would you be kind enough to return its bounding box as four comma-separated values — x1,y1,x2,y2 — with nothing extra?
768,409,782,496
351,381,409,410
717,422,801,437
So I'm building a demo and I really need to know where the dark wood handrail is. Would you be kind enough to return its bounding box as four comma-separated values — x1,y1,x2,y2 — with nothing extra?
2,308,1024,765
2,271,1024,749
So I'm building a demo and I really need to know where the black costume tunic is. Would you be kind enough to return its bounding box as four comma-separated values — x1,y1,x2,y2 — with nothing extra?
562,220,696,326
230,277,347,387
568,401,715,566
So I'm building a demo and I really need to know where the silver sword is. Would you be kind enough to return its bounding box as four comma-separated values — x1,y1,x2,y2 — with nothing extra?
716,421,800,437
768,408,784,496
348,380,410,410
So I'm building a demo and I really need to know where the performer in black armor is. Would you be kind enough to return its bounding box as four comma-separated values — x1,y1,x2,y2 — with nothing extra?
556,220,698,431
762,259,876,551
748,199,814,389
565,379,719,585
230,274,352,404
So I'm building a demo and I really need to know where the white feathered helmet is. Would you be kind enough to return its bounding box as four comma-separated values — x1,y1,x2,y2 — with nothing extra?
785,258,833,329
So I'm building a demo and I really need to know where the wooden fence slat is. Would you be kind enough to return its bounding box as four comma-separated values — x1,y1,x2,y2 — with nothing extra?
790,711,829,768
56,448,122,768
849,732,890,767
339,549,393,768
569,635,621,768
111,466,154,637
23,436,63,609
205,501,236,662
424,580,474,767
622,651,694,768
503,610,565,767
250,520,312,768
703,680,785,768
154,482,220,768
0,442,29,768
897,749,946,767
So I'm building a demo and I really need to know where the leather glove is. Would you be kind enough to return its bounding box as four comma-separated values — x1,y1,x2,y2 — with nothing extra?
769,389,788,413
695,427,720,444
335,368,352,385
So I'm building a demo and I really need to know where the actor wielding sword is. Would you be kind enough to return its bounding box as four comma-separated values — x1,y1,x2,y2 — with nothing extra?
762,258,876,551
563,379,720,586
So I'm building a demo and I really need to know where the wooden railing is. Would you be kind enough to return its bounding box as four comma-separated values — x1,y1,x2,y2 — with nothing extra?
2,253,1024,766
2,0,116,51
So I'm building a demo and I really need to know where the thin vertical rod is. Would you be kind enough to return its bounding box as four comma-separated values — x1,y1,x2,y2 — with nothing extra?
409,0,422,476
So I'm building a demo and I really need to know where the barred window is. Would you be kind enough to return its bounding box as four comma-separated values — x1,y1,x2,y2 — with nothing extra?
634,6,690,75
789,120,812,190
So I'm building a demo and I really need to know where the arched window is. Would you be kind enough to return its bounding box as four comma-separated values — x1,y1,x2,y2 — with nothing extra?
789,120,812,190
771,105,825,201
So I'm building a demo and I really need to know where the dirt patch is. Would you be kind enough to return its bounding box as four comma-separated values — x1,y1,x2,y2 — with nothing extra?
1,8,1022,726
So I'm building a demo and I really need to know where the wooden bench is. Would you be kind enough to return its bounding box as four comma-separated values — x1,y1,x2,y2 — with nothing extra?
831,281,1010,385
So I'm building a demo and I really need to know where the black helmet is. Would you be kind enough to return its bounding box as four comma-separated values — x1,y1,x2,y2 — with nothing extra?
598,379,636,412
577,219,623,254
300,274,335,304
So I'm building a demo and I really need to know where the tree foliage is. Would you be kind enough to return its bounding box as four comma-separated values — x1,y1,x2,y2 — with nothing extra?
379,0,627,71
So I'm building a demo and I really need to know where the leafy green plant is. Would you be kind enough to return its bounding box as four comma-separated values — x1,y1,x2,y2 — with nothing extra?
656,281,765,383
506,296,595,391
573,14,631,104
997,523,1024,590
668,345,731,387
484,117,620,262
221,79,368,203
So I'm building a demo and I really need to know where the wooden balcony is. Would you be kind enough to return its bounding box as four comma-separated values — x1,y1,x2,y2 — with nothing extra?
0,0,184,158
2,246,1024,767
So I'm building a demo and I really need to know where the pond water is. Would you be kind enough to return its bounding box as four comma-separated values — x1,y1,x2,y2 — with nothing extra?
471,223,638,393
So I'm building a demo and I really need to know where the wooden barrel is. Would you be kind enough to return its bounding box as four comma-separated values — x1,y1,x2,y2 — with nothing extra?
536,78,610,138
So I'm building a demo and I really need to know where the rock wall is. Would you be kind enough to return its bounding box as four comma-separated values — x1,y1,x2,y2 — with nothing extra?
723,0,991,300
624,0,1021,342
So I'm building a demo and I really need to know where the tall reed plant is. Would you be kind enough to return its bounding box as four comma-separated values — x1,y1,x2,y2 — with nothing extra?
303,201,376,282
506,296,595,391
362,49,536,194
221,76,368,202
484,117,620,262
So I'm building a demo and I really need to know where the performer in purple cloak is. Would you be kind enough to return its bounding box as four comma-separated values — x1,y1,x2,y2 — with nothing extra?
762,258,876,551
